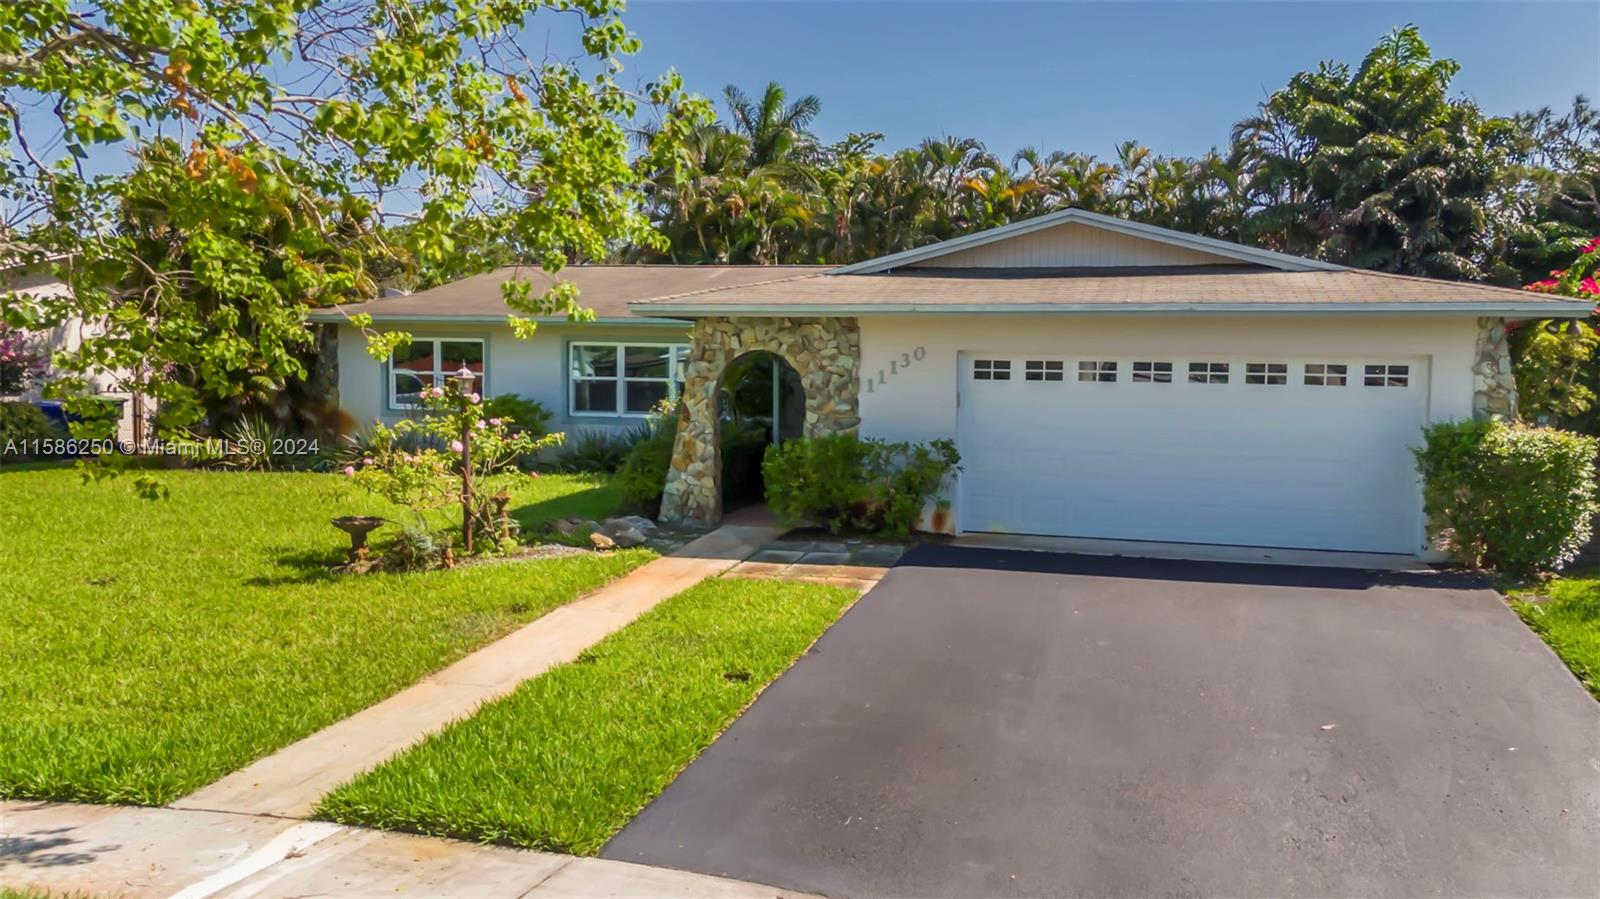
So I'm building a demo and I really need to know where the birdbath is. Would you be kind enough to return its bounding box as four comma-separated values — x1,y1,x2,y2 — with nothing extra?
331,516,388,565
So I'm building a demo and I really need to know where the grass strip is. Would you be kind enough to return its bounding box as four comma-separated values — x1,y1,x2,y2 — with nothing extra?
316,577,857,854
0,468,651,805
1512,574,1600,699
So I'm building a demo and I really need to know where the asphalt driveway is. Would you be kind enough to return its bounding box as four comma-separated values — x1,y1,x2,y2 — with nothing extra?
604,545,1600,898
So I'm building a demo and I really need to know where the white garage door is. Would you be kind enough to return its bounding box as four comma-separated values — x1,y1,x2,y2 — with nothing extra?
957,353,1428,553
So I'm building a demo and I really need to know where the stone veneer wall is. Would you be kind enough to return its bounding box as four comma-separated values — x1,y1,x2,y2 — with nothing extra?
659,316,861,526
1472,317,1518,420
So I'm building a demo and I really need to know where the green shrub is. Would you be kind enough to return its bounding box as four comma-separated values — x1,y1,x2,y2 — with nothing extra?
1414,420,1599,576
615,426,676,507
0,403,64,461
614,418,769,510
383,525,445,572
763,434,960,537
482,394,552,437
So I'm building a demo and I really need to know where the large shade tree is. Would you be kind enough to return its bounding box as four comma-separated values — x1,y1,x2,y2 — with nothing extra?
1,0,705,444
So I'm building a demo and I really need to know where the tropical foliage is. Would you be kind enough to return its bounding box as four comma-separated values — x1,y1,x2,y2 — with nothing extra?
629,29,1598,288
1514,236,1600,431
1,0,706,447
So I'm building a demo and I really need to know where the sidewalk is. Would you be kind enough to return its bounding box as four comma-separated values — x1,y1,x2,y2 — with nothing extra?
176,517,785,819
0,800,814,898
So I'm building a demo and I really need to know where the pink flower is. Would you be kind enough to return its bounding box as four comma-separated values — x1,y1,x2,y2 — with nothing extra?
449,440,464,454
489,417,503,426
475,419,488,429
361,456,374,465
527,469,540,478
342,465,356,476
1579,277,1599,296
469,392,481,404
1583,236,1600,254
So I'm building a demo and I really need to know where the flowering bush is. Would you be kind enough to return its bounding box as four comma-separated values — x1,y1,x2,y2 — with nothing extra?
346,369,562,553
1515,236,1600,432
0,326,50,396
1523,236,1600,300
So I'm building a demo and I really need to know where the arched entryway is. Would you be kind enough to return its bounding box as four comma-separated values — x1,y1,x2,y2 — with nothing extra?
718,351,805,511
660,316,861,526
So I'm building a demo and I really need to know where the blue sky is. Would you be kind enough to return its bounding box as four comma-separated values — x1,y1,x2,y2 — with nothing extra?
7,2,1595,187
607,0,1600,160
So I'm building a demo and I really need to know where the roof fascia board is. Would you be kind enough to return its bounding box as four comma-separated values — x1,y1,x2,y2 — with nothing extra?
628,301,1594,318
828,208,1346,275
306,313,686,325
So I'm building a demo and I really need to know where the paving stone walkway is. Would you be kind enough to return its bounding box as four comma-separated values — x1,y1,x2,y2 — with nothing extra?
723,536,905,592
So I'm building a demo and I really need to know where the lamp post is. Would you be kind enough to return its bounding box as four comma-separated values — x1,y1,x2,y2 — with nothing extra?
452,365,477,554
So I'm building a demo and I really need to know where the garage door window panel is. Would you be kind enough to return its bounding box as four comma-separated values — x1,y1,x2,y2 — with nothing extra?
1245,363,1288,386
1078,361,1117,383
1188,362,1229,385
1305,363,1348,387
1132,361,1172,383
1025,360,1064,382
973,359,1011,381
1365,364,1410,387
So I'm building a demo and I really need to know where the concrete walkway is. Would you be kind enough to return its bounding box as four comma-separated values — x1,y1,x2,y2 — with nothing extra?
176,518,785,819
0,800,814,898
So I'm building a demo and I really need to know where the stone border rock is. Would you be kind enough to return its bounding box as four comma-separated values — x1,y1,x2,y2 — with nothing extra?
660,317,861,526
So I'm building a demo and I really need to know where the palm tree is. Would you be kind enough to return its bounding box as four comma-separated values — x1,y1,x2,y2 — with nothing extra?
722,81,823,170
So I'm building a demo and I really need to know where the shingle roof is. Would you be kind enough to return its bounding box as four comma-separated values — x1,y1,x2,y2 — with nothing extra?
628,266,1592,316
313,264,827,322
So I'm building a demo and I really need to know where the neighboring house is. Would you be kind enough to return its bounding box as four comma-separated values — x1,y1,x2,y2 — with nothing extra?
2,261,141,445
314,265,825,439
320,210,1589,558
634,209,1589,556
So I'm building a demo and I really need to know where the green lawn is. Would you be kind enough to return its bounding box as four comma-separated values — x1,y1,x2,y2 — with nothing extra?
316,578,856,854
1513,572,1600,699
0,467,653,806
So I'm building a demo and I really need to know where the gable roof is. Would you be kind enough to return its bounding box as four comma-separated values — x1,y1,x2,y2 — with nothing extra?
310,264,826,323
830,208,1348,274
628,266,1593,318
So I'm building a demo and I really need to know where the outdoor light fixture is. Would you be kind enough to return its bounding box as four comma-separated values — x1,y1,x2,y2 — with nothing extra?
453,364,476,390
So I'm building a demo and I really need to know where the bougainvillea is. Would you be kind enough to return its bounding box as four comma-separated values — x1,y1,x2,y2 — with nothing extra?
1514,236,1600,432
1523,236,1600,302
0,326,49,395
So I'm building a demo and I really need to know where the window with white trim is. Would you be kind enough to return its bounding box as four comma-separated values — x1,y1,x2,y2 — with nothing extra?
1078,360,1117,383
1188,362,1229,384
389,338,485,410
1025,360,1064,382
570,342,689,415
973,359,1011,381
1245,362,1288,386
1364,363,1409,387
1132,361,1172,383
1304,363,1348,387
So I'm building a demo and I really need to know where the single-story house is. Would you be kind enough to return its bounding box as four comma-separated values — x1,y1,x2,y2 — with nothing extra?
316,265,823,436
318,209,1590,557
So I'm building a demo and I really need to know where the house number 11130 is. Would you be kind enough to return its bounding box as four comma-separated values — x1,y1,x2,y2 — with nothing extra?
863,346,927,392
